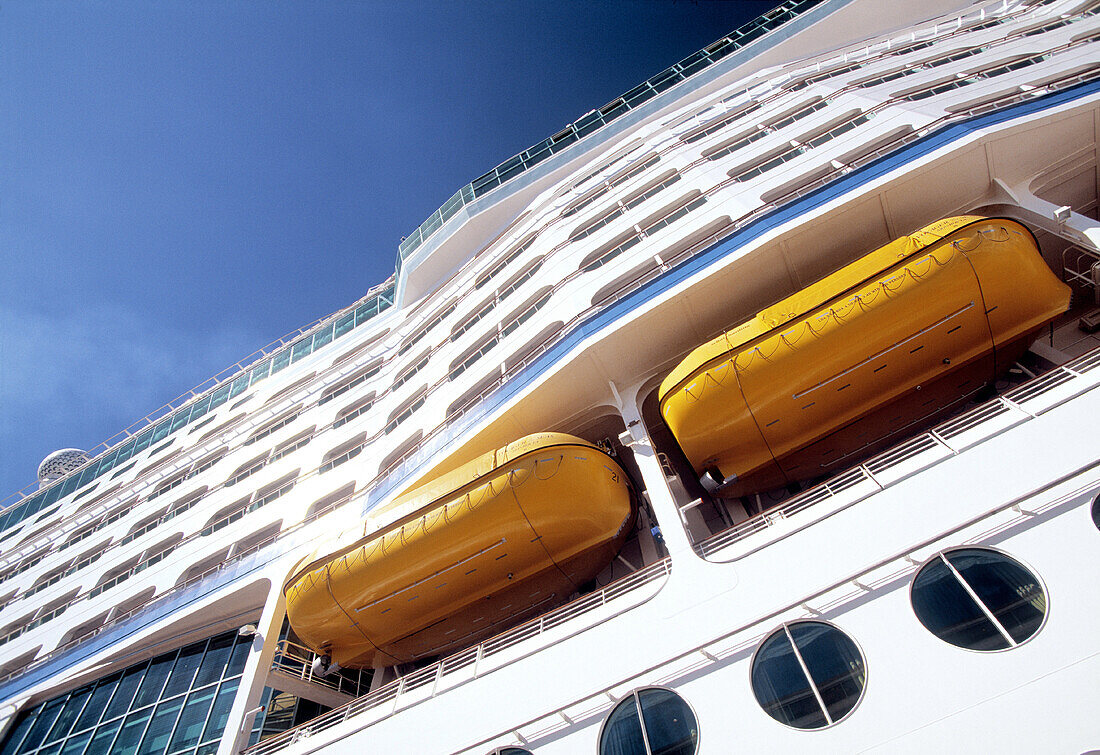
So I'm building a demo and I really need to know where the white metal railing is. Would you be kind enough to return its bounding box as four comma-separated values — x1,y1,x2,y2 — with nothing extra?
269,640,371,698
455,463,1100,755
696,344,1100,559
242,557,672,755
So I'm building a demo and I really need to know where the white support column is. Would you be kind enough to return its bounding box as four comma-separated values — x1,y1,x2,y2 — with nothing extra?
610,381,710,575
217,578,286,755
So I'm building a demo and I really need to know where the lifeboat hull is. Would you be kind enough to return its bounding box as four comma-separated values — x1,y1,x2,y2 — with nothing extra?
284,432,634,668
658,217,1070,496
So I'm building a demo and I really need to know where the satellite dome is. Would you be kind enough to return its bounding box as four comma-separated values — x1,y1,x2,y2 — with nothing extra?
37,448,91,487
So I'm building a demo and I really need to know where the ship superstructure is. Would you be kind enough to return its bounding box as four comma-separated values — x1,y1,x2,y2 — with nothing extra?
1,0,1099,752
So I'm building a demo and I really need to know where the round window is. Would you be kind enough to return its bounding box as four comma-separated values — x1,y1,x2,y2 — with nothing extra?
1091,493,1100,530
910,547,1045,651
598,687,698,755
487,748,533,755
751,621,866,729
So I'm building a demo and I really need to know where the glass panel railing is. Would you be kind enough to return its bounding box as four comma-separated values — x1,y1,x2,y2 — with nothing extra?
395,0,824,271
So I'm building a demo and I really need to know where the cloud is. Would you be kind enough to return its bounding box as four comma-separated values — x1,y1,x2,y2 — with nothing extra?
0,302,264,496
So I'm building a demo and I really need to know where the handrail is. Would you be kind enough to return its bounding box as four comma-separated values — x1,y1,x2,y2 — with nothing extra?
695,345,1100,558
249,455,1100,755
243,557,672,755
394,0,828,270
453,466,1100,755
269,640,370,698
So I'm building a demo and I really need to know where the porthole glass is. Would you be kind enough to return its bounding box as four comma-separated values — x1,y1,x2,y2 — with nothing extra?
599,687,698,755
1091,493,1100,530
911,547,1045,651
751,621,866,729
487,748,533,755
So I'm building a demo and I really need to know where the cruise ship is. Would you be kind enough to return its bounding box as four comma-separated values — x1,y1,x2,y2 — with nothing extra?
2,0,1099,753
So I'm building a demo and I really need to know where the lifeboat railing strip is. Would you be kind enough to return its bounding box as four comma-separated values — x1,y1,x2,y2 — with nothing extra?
242,556,672,755
695,343,1100,559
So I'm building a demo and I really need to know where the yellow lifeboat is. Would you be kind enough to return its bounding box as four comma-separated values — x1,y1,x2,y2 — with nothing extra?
284,432,634,668
658,216,1070,496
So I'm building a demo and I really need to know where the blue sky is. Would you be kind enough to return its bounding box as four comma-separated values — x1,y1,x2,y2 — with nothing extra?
0,0,772,499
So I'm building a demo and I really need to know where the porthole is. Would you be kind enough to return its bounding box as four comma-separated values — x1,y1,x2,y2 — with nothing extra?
487,748,533,755
1091,492,1100,530
598,687,698,755
910,547,1046,651
750,621,866,729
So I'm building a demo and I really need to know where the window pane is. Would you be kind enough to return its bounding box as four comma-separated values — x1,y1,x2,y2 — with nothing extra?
270,349,291,374
751,629,826,729
166,686,216,753
788,622,865,723
638,688,698,755
0,708,39,755
225,637,252,678
85,718,123,755
59,729,93,755
193,635,233,688
20,698,64,751
105,666,148,720
946,549,1045,645
74,675,121,733
162,642,206,698
200,680,239,744
134,655,177,709
599,695,646,755
912,556,1009,651
44,686,92,744
110,709,153,755
137,697,184,755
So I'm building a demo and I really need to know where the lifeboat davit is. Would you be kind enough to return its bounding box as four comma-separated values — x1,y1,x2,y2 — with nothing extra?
658,216,1070,497
284,432,634,668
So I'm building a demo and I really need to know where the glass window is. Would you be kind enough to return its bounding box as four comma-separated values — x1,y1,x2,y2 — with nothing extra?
83,718,122,754
137,697,184,755
134,653,177,708
58,730,92,755
1092,493,1100,530
193,635,233,688
163,640,205,698
487,748,533,755
166,684,216,753
112,708,154,755
0,629,250,755
599,687,698,755
911,548,1046,651
110,668,151,719
73,674,119,732
751,621,865,729
201,680,240,744
42,686,91,744
0,709,37,755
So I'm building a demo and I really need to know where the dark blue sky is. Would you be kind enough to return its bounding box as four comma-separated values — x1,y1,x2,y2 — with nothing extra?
0,0,772,499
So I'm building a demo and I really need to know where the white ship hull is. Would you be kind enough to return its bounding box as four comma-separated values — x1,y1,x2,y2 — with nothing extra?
1,0,1099,753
